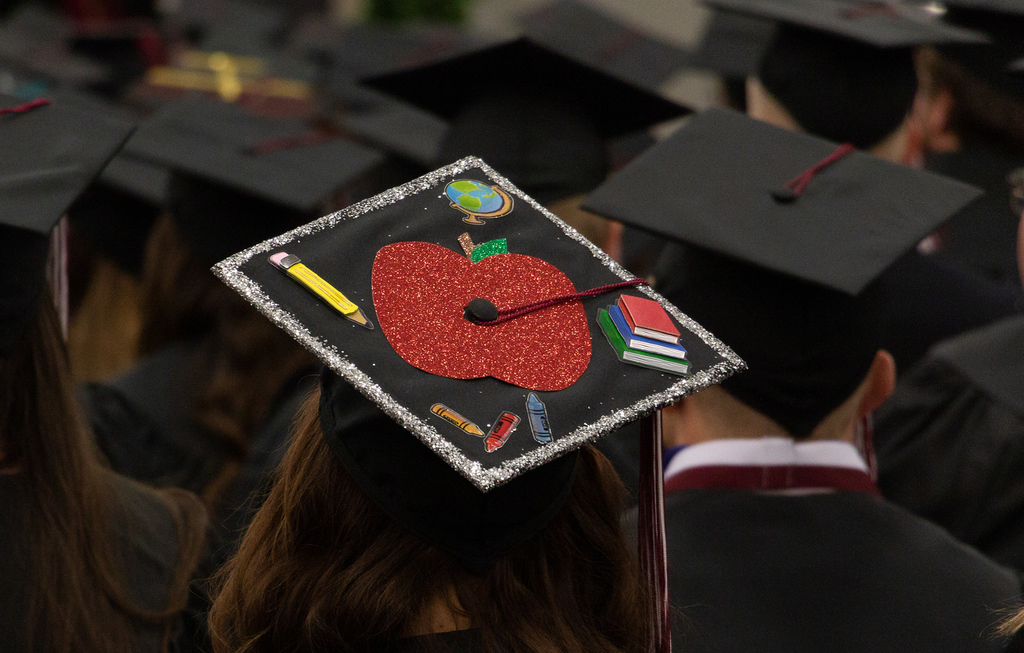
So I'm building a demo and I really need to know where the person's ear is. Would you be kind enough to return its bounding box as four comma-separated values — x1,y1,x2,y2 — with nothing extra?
660,396,691,449
922,88,959,152
858,350,896,418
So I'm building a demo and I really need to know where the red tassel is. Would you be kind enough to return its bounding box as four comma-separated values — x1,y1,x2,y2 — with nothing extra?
782,142,856,198
0,98,51,115
476,278,648,325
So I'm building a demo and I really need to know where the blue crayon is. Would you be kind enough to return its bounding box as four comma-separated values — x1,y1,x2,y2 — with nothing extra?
526,393,552,444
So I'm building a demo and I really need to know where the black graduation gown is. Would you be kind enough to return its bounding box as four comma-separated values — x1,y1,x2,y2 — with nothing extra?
925,145,1024,290
82,342,314,503
82,342,226,494
878,251,1021,374
0,473,186,652
663,488,1021,653
875,315,1024,571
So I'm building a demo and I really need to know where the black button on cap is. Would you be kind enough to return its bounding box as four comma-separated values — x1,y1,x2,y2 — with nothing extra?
771,187,797,203
465,298,499,322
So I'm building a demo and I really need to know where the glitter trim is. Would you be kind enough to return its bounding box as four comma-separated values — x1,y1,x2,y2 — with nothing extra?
213,156,746,492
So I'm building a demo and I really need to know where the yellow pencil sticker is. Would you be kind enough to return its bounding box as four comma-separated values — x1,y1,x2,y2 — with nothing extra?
269,252,373,329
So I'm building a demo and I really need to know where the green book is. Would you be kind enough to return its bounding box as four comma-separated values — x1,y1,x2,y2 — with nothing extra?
597,309,690,376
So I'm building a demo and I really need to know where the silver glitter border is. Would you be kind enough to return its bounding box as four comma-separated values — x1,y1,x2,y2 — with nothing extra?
213,156,746,491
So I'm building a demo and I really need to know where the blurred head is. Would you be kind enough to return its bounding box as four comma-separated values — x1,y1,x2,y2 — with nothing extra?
138,212,313,504
437,92,608,205
1,290,207,652
914,47,1024,154
208,387,651,653
749,24,918,161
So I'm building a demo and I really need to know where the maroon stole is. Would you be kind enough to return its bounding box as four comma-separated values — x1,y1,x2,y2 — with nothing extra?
665,463,881,496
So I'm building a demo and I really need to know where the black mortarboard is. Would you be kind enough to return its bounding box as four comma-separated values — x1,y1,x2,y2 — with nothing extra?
123,97,384,263
705,0,987,148
0,7,110,91
305,22,488,81
328,82,448,169
520,0,691,92
45,89,167,275
705,0,988,47
938,0,1024,99
213,157,742,568
364,37,688,139
689,8,777,77
168,0,290,55
583,108,982,435
365,37,688,204
0,94,134,355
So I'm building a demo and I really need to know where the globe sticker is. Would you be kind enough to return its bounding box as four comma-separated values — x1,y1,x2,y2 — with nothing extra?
445,179,514,225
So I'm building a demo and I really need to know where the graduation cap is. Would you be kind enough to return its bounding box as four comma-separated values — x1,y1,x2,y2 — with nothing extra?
704,0,988,148
705,0,988,47
305,22,489,82
582,107,982,435
0,94,135,355
520,0,691,92
328,82,448,169
0,9,111,91
364,37,688,204
364,36,687,138
42,89,168,275
123,97,385,263
688,8,777,78
212,156,742,576
937,0,1024,99
167,0,291,55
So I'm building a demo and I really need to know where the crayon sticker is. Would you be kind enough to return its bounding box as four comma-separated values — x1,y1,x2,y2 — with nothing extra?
430,403,484,437
485,412,520,453
526,393,552,444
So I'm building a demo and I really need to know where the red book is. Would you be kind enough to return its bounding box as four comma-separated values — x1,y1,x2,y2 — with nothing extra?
617,294,680,345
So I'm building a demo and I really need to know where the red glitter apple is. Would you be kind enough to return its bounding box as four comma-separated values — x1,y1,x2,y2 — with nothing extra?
371,241,591,391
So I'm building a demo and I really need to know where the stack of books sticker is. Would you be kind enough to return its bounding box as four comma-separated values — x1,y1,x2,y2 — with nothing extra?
598,294,689,376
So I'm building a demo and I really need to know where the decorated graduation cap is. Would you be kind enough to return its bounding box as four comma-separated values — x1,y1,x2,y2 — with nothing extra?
0,94,134,355
520,0,691,92
364,37,688,204
583,108,983,436
213,156,742,582
123,96,384,264
704,0,987,148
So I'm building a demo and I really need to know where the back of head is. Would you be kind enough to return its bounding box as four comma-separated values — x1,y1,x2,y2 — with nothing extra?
208,385,650,653
437,92,608,204
923,47,1024,151
1,291,206,652
758,24,917,149
654,243,887,437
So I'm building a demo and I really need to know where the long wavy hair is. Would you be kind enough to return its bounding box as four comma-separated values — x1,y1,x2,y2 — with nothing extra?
137,214,313,504
0,292,208,652
208,389,652,653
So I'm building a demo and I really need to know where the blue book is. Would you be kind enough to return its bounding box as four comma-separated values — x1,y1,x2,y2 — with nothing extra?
608,305,687,360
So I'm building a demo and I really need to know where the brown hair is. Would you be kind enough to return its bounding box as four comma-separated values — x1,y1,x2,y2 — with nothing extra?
138,214,313,504
920,48,1024,152
0,293,208,653
208,390,652,653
